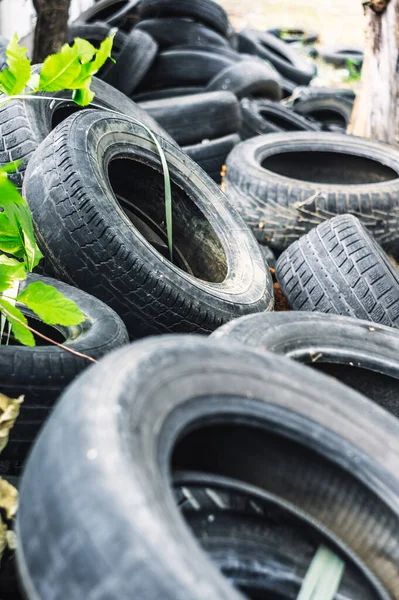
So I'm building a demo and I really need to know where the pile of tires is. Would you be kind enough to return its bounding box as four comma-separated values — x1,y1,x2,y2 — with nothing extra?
4,3,399,600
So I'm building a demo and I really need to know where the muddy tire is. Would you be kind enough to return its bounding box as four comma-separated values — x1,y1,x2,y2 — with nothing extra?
224,131,399,252
17,335,399,599
24,111,272,339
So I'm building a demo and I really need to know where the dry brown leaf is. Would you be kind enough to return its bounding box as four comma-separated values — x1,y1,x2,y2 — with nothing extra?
0,393,24,454
0,478,18,520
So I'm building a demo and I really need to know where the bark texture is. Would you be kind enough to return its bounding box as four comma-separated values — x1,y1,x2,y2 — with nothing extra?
348,0,399,144
32,0,71,64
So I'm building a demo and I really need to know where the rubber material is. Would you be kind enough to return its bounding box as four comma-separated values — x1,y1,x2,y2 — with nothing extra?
293,96,353,132
213,310,399,417
139,91,241,145
280,77,298,98
102,29,158,95
24,111,272,339
206,59,282,100
137,49,236,91
137,0,230,36
237,29,316,85
267,27,319,44
290,86,356,104
132,87,205,101
184,134,240,183
67,23,127,77
74,0,140,29
136,18,231,49
240,98,319,139
0,273,128,463
276,214,399,329
224,131,399,252
0,71,174,190
259,244,276,268
17,335,399,599
321,46,364,68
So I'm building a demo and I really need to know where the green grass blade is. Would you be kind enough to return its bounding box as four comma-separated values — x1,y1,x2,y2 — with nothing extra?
297,546,345,600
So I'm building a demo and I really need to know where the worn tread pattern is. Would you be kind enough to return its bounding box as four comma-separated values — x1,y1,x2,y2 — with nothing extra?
276,214,399,328
224,131,399,252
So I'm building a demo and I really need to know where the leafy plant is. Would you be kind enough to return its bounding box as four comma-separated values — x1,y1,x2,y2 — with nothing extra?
344,58,362,83
0,33,115,349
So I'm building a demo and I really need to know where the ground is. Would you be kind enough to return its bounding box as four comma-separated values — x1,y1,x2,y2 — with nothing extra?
218,0,365,46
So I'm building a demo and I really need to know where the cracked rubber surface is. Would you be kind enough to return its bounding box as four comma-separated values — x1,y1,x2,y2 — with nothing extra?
276,214,399,328
24,110,272,339
224,131,399,252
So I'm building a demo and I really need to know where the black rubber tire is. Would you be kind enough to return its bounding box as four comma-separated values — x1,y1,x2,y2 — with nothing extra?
0,36,8,72
267,27,319,45
67,23,127,76
184,134,241,183
135,18,231,49
212,310,399,418
137,0,229,36
101,29,158,95
237,29,316,85
293,96,353,133
139,91,241,146
259,244,276,269
137,49,236,91
276,214,399,329
24,111,272,339
280,76,298,98
224,131,399,252
320,46,364,68
240,98,320,140
0,273,128,463
175,472,381,600
171,44,243,61
74,0,140,29
290,86,356,104
0,71,174,190
132,86,205,101
16,335,399,599
206,59,282,100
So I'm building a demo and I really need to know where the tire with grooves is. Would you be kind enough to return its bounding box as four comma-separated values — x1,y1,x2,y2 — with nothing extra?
16,335,399,599
224,131,399,252
276,214,399,328
137,0,229,36
24,111,272,339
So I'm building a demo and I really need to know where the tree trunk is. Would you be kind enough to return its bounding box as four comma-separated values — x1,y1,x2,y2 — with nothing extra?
348,0,399,144
32,0,71,64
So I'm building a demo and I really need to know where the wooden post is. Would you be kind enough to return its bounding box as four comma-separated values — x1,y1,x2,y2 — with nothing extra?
32,0,71,64
348,0,399,144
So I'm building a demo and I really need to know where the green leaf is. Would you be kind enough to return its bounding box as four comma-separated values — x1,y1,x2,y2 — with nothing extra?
0,298,34,346
0,212,25,257
38,42,81,92
90,33,115,72
0,257,26,292
73,38,96,64
0,160,23,174
0,171,25,207
0,34,31,95
3,203,43,270
17,281,85,326
72,80,95,106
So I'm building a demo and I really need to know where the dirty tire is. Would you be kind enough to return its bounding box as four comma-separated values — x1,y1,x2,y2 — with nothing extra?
293,96,353,133
137,49,236,91
137,0,229,36
139,91,241,145
184,134,241,183
212,310,399,417
136,17,231,49
206,59,282,100
320,46,363,68
17,335,399,600
224,131,399,252
0,273,128,463
132,86,205,101
0,73,174,190
74,0,140,28
24,111,272,339
276,214,399,329
291,86,356,104
267,27,319,45
175,472,381,599
240,98,319,139
259,244,276,269
101,29,158,95
237,29,316,85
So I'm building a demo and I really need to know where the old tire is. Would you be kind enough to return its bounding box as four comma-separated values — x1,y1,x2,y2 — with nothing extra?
276,214,399,328
74,0,140,29
212,310,399,417
137,0,229,36
24,111,272,339
132,86,205,101
139,91,241,145
267,27,319,45
184,134,240,183
240,98,319,139
135,17,231,49
206,59,282,100
0,72,174,190
237,29,316,85
17,335,399,599
320,46,363,68
0,273,128,464
224,131,399,252
293,95,353,133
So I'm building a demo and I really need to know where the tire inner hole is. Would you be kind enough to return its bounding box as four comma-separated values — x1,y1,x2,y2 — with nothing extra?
259,110,307,131
1,314,66,346
108,157,228,282
261,150,398,184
